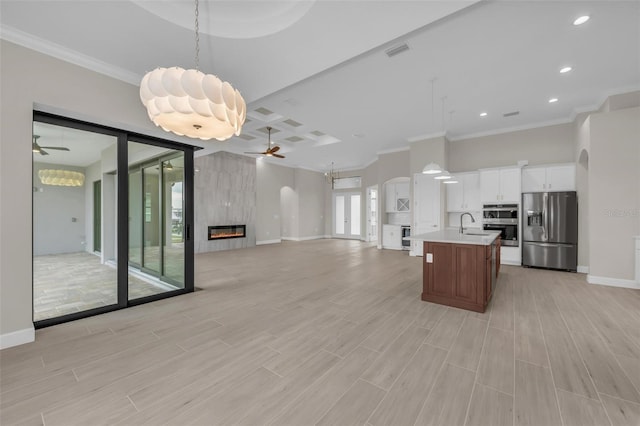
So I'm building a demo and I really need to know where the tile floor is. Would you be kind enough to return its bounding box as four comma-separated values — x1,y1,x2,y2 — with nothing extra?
1,239,639,425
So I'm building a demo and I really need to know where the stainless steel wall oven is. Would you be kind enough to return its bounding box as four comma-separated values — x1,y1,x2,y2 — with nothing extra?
482,204,518,247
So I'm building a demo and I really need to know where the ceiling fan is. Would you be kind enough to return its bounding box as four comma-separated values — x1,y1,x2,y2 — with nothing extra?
244,127,285,159
32,135,70,156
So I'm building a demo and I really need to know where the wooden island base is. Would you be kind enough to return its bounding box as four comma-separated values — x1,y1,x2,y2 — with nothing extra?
421,238,500,313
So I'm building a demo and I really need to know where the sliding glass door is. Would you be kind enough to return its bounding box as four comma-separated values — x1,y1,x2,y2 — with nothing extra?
33,112,195,327
128,142,185,300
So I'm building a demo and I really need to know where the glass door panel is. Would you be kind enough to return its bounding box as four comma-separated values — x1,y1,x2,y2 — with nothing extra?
333,192,361,239
128,170,142,266
142,166,161,274
32,121,118,322
335,195,345,236
162,157,184,287
128,141,185,300
350,194,361,236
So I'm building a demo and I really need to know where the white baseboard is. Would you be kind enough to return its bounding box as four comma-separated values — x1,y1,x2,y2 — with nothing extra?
577,265,589,274
1,326,35,350
500,260,521,266
256,239,281,245
587,274,640,290
281,235,326,242
323,235,332,239
382,246,403,251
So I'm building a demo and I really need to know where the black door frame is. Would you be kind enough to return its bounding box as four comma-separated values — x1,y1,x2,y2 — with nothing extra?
33,111,197,328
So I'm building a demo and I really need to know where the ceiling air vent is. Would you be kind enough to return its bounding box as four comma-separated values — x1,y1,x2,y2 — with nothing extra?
285,136,305,143
238,134,256,141
503,111,520,117
254,107,274,116
385,43,410,58
283,119,303,127
310,130,325,136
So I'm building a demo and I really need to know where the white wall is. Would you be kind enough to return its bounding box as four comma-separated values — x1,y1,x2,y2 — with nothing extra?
588,107,640,281
256,161,294,243
575,114,591,270
256,162,325,242
280,186,298,239
295,169,325,238
1,40,194,339
33,163,87,256
448,123,575,172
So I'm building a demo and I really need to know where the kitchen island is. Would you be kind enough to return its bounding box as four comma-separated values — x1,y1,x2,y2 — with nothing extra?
409,229,501,313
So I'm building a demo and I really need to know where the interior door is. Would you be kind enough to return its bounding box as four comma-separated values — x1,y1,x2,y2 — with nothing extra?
367,186,378,242
413,173,441,256
333,192,361,239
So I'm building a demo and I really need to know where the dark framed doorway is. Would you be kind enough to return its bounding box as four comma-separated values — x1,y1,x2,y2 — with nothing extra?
32,111,197,328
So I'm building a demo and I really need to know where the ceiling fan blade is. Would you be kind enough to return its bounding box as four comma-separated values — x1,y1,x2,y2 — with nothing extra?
269,145,281,153
41,146,70,151
244,151,266,155
272,153,285,159
40,148,50,156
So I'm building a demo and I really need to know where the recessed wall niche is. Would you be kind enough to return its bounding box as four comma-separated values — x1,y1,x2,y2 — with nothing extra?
194,151,256,253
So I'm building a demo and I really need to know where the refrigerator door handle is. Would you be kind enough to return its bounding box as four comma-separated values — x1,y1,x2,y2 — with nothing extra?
524,241,575,248
542,192,548,241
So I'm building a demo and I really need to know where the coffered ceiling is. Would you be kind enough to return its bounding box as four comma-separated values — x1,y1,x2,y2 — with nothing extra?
2,1,639,174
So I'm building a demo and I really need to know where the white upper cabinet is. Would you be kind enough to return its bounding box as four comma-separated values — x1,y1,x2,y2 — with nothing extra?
396,182,410,199
522,164,575,192
385,184,397,212
480,167,521,203
385,181,410,212
446,172,480,212
546,165,576,191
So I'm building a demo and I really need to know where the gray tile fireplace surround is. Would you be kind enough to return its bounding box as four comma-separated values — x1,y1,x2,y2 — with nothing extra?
194,151,256,253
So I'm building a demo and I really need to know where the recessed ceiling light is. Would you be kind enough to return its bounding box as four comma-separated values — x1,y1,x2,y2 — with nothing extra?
573,15,590,25
549,98,559,103
479,112,488,117
560,66,572,74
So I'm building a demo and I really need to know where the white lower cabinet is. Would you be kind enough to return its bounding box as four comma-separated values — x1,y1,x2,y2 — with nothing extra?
501,246,521,265
382,224,402,250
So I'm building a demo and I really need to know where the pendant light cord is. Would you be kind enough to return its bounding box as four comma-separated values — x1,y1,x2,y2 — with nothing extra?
194,0,200,71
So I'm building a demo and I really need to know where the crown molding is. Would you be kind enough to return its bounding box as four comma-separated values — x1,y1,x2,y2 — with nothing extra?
376,146,410,156
447,116,575,142
406,131,446,143
1,25,141,86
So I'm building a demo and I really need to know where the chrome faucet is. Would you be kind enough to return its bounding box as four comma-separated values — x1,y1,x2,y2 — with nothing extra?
460,212,476,233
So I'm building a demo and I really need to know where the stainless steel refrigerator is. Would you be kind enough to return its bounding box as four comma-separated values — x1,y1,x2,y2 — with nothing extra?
522,191,578,271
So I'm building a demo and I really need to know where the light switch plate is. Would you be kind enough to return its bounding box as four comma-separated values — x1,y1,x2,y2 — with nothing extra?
426,253,433,263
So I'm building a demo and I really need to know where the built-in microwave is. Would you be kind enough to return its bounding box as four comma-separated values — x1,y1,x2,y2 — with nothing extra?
482,204,518,220
483,204,518,247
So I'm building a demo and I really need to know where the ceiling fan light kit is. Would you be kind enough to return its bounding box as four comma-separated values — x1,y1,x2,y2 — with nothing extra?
140,0,246,141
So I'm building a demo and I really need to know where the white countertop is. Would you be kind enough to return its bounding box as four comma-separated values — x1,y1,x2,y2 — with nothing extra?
407,228,501,246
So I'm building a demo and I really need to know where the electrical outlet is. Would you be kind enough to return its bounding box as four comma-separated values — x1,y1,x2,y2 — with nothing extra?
426,253,433,263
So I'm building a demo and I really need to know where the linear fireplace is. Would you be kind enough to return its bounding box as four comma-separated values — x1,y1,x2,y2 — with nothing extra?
208,225,246,240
